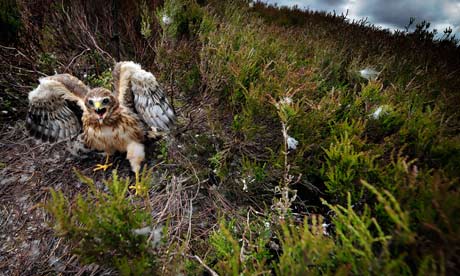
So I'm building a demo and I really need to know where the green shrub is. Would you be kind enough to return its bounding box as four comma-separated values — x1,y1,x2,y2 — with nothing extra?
321,186,413,275
156,0,204,40
86,67,113,90
45,169,160,275
37,52,59,75
275,215,335,275
140,0,153,39
322,131,378,203
208,217,273,275
207,181,437,275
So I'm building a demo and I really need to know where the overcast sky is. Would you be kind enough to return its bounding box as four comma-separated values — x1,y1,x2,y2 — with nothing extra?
261,0,460,37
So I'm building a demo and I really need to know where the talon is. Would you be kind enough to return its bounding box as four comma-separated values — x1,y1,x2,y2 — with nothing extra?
93,163,113,172
129,171,146,196
93,154,112,172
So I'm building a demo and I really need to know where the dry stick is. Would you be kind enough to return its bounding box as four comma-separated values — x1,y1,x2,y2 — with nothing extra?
191,255,219,276
0,45,42,70
184,175,203,248
65,48,91,72
169,70,175,111
185,198,193,248
240,210,251,264
0,45,48,77
75,13,115,64
155,176,178,224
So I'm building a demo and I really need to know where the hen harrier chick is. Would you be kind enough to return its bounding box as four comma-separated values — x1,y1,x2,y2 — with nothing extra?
27,61,175,184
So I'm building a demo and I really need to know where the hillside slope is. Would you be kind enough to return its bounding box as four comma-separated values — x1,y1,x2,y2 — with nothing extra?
1,0,459,274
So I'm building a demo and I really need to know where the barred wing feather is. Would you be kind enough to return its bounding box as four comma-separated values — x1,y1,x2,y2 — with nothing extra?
114,61,175,132
26,74,88,142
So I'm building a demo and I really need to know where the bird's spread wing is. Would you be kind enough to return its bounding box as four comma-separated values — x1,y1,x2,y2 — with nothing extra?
27,74,89,142
113,61,175,132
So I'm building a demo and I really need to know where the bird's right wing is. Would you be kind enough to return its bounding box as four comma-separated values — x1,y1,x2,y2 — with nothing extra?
26,74,89,142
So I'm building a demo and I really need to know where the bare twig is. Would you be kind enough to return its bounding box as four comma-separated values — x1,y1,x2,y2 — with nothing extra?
190,255,219,276
65,48,91,72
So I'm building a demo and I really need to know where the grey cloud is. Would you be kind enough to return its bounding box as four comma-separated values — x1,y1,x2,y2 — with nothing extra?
262,0,460,36
322,0,348,5
355,0,443,28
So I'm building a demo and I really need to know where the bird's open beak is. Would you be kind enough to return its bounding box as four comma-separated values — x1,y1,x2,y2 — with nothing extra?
94,101,107,124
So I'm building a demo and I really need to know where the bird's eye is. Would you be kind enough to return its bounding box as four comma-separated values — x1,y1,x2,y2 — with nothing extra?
88,99,94,106
102,98,110,104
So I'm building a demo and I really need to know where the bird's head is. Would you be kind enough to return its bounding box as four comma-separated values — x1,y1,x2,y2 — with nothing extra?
85,88,119,124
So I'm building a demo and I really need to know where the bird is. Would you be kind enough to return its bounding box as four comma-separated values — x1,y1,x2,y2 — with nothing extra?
26,61,175,189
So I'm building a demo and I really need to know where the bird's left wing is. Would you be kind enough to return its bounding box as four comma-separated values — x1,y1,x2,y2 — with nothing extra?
113,61,175,132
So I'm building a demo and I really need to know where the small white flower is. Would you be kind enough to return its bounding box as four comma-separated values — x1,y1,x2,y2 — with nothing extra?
249,1,254,8
287,136,298,150
280,96,292,105
83,73,88,79
371,105,391,119
322,223,330,236
162,14,172,25
359,67,379,81
372,106,383,119
242,178,248,192
133,226,152,236
150,227,163,247
264,221,270,228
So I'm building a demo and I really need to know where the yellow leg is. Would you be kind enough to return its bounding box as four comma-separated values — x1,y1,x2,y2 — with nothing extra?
129,170,147,197
93,154,113,172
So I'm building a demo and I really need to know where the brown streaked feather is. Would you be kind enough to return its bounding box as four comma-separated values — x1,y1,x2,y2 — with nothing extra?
27,75,89,142
82,107,144,153
112,62,135,108
47,74,89,99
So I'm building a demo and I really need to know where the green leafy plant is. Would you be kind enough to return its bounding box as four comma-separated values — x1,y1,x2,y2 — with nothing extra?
322,131,378,203
86,68,113,90
140,0,153,39
207,181,428,275
45,169,159,275
275,215,335,275
208,216,273,275
321,190,412,275
156,0,204,40
209,149,230,179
